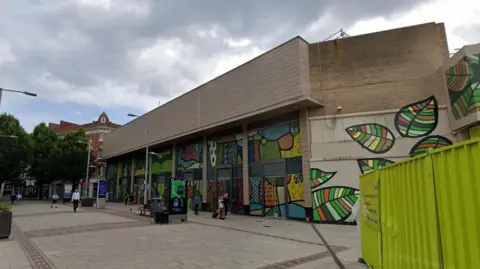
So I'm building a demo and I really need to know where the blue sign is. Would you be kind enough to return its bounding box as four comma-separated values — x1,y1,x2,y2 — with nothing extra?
98,182,107,198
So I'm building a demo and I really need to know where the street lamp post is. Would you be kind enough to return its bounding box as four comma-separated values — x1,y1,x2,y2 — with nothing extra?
127,113,149,205
0,87,37,106
76,139,91,197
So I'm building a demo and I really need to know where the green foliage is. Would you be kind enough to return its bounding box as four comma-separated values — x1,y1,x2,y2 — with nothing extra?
55,129,92,185
0,113,33,185
30,123,59,185
0,203,11,212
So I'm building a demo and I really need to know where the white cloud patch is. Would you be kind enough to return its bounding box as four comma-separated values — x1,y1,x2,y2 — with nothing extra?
0,0,478,129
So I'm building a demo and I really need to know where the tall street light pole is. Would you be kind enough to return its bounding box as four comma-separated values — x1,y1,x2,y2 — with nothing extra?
0,87,37,106
76,139,91,197
127,113,149,205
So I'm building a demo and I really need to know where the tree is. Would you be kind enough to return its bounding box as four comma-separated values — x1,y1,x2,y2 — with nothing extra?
55,129,93,186
29,123,59,187
0,113,33,186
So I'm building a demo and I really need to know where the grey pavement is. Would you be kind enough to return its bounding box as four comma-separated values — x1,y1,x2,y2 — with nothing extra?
0,201,367,269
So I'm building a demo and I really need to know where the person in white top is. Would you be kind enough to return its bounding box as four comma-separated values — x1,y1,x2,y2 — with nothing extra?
71,189,80,212
51,193,59,208
218,197,225,220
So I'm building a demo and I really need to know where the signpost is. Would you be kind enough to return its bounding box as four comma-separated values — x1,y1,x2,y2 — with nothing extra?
96,180,107,209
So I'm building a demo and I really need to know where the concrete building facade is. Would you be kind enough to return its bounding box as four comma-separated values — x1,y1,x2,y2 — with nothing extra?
102,22,463,223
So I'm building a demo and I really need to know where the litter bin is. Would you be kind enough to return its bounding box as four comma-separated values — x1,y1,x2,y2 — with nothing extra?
150,197,168,224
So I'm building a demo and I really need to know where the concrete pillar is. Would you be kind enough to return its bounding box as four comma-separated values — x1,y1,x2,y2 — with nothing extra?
299,108,313,221
147,154,152,200
116,164,120,200
242,123,249,215
202,136,208,204
48,184,53,198
130,156,134,191
172,143,177,177
88,182,94,198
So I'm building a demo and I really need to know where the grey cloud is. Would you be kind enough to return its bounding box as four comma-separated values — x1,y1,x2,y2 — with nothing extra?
0,0,434,110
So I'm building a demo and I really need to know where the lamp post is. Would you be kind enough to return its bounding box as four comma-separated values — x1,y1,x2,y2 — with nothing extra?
76,139,91,197
0,87,37,106
127,113,149,205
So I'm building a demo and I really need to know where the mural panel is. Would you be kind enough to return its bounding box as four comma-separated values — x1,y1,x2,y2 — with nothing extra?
151,150,173,174
311,95,453,223
445,53,480,119
176,143,203,170
208,135,242,167
248,121,301,162
247,121,305,218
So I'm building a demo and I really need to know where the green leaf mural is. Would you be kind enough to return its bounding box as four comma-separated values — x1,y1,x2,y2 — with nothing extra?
394,96,438,137
310,168,336,191
312,187,359,222
409,135,453,156
451,85,480,119
357,158,395,174
345,123,395,154
446,54,480,119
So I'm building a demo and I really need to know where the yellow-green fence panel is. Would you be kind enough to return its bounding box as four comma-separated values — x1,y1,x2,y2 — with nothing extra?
380,154,442,269
359,170,381,268
431,138,480,269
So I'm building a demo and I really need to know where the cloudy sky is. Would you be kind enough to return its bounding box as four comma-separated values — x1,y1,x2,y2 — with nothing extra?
0,0,479,132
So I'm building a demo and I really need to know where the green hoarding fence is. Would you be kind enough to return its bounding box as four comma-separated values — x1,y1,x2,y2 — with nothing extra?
360,138,480,269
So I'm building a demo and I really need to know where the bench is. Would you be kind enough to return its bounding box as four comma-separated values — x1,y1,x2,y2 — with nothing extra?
138,204,151,216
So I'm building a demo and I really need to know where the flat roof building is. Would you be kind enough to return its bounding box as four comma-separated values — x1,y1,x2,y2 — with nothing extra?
102,22,464,223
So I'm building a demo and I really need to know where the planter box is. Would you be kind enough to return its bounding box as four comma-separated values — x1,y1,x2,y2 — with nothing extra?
81,199,94,207
0,211,12,239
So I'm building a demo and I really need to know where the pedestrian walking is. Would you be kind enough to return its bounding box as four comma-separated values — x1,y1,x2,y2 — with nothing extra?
10,194,15,205
51,193,59,208
218,196,225,220
124,193,129,206
16,192,22,202
193,195,200,215
71,189,80,212
223,193,229,219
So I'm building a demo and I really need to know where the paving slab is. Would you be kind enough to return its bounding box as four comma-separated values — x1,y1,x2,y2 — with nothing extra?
15,211,134,232
0,239,32,269
32,223,329,269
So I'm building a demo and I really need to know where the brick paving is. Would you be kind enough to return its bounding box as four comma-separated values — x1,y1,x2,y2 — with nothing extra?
3,202,367,269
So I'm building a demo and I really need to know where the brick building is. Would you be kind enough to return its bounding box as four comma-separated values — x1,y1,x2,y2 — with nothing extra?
48,112,121,197
101,22,473,223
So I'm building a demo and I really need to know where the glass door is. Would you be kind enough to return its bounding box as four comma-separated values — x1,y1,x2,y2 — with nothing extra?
217,166,232,213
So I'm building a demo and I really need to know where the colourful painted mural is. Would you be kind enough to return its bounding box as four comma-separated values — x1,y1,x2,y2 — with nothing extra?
150,150,172,199
248,121,301,162
248,174,305,218
208,135,242,167
309,95,451,223
151,150,173,174
445,53,480,119
133,153,146,176
394,96,438,137
176,143,203,170
310,168,359,222
357,158,395,174
247,121,305,218
345,123,395,154
409,135,453,156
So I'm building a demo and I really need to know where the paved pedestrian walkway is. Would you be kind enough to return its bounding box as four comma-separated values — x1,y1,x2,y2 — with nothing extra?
0,201,367,269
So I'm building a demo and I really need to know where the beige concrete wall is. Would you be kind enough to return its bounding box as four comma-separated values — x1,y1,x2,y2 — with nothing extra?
309,107,453,222
309,22,449,117
103,37,313,159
